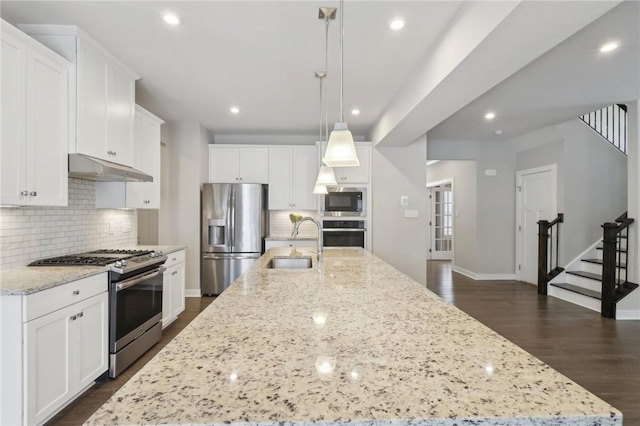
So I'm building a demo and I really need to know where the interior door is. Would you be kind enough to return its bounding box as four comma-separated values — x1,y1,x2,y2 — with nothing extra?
516,165,557,284
429,184,453,260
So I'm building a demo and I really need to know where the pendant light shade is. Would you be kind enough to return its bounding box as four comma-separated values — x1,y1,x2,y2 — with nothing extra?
316,165,337,185
313,183,329,194
323,122,359,167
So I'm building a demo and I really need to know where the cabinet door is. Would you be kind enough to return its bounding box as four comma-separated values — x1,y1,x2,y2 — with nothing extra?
0,29,28,205
127,110,161,208
27,47,69,206
77,39,108,160
162,268,172,328
291,147,317,210
24,305,74,426
209,147,240,183
74,292,108,390
238,148,269,183
268,147,293,210
337,145,370,183
171,263,186,319
107,65,135,166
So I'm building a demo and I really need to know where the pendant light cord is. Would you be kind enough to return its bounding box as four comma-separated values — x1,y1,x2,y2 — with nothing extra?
339,0,344,123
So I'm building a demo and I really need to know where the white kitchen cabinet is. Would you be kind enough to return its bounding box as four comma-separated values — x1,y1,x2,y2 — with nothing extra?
126,106,164,209
162,250,186,328
320,142,371,184
0,21,69,207
209,145,269,183
268,146,317,210
19,24,140,167
1,273,108,426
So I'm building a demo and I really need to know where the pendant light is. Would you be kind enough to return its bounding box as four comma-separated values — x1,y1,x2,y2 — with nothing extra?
323,0,359,168
314,8,337,194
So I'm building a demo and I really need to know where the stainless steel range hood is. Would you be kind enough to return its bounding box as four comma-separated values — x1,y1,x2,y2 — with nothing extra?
68,154,153,182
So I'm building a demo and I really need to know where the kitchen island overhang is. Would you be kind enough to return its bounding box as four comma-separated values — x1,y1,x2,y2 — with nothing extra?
85,248,621,425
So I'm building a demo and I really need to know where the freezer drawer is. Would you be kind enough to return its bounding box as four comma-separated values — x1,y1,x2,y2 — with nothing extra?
201,254,260,295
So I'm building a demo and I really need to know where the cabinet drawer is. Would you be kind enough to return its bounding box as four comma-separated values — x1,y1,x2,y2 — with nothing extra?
164,250,185,268
23,272,108,322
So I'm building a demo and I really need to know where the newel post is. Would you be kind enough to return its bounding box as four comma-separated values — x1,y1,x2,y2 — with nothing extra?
601,222,619,319
537,220,550,295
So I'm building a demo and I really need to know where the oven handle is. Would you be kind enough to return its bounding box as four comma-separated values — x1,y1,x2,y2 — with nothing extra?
116,267,166,292
322,228,366,232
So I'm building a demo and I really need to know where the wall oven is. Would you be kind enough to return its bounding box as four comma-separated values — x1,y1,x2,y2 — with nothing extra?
323,187,365,217
323,220,366,248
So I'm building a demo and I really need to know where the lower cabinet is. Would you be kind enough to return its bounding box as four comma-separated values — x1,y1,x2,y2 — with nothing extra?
162,250,186,328
1,273,108,426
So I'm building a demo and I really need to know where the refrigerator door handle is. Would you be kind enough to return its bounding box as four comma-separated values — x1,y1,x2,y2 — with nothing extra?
230,186,236,250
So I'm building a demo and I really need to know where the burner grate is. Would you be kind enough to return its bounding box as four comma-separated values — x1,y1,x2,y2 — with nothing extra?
30,255,120,266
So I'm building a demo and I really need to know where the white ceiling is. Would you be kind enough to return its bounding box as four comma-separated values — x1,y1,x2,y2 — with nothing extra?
2,1,638,146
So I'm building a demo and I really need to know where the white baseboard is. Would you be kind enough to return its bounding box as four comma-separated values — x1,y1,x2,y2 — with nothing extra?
475,273,517,280
616,309,640,320
451,266,516,281
185,289,201,298
452,266,476,279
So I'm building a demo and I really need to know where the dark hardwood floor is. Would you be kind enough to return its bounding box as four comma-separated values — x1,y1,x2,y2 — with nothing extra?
48,264,640,425
46,297,215,426
427,260,640,425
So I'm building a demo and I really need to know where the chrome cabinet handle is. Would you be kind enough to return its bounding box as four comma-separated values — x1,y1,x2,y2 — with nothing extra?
70,315,77,321
29,191,37,196
77,312,83,318
72,290,80,295
20,190,28,196
172,271,178,276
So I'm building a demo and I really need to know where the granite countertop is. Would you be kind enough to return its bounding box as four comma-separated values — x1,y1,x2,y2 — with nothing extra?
85,248,621,426
0,245,186,296
265,236,318,241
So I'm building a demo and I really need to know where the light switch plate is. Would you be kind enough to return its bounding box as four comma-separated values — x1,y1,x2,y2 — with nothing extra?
404,209,418,218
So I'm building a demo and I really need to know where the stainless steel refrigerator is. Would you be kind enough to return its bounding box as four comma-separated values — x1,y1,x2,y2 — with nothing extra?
201,183,267,295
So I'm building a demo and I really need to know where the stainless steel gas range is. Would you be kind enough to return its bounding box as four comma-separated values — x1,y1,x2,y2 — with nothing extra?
30,249,167,378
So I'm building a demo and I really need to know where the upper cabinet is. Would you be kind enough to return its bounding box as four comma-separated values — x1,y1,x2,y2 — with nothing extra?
268,146,317,210
19,24,140,167
126,106,164,209
1,21,69,207
209,145,269,183
320,142,371,184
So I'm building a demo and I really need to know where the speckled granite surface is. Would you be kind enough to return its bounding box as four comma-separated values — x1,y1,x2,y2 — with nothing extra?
0,245,185,295
85,248,621,426
265,236,317,241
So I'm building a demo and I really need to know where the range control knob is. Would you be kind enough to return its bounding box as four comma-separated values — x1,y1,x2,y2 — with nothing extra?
121,260,128,266
114,260,122,268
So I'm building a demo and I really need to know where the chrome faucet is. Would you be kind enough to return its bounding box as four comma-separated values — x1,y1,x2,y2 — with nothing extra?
291,217,323,262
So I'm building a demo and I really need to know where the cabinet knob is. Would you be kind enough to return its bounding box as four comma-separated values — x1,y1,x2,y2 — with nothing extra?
29,191,37,196
239,177,243,181
77,312,84,318
20,190,28,196
70,315,77,321
113,151,117,156
172,257,177,261
72,290,80,296
172,271,178,276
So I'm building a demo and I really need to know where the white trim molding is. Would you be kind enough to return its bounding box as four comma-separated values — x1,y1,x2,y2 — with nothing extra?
185,289,202,298
615,309,640,320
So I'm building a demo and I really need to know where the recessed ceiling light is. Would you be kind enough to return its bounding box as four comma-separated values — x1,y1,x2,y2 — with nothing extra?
485,112,496,120
351,109,360,116
230,107,240,114
390,19,405,31
163,13,181,26
494,129,503,136
599,42,618,53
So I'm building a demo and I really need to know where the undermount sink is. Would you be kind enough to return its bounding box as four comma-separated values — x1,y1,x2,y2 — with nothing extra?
267,256,313,269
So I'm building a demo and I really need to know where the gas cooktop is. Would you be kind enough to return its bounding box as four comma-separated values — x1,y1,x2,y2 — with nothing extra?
29,249,157,267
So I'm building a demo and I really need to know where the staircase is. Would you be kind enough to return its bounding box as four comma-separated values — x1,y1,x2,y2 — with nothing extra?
548,213,638,318
579,104,628,155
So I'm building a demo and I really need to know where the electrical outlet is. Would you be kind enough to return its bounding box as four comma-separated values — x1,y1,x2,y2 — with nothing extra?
404,209,418,218
400,196,409,206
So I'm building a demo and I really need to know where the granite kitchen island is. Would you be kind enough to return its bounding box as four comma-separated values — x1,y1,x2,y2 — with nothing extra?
85,248,620,425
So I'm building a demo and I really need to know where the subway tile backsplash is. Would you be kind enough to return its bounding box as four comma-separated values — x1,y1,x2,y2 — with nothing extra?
268,210,319,238
0,178,137,271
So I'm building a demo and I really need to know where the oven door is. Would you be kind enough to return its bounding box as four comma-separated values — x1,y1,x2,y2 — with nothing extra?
109,267,164,353
323,229,366,248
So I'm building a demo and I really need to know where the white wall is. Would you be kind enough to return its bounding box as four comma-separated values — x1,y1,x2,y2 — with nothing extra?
158,122,210,296
426,161,477,275
427,139,517,277
0,178,137,270
371,136,428,285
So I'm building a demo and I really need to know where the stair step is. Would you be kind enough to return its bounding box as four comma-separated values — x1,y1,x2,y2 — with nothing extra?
596,246,627,253
582,258,626,268
550,283,602,300
566,270,603,281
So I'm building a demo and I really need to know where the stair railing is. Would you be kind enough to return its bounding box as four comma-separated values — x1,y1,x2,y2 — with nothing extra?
601,212,634,319
537,213,564,295
579,104,627,155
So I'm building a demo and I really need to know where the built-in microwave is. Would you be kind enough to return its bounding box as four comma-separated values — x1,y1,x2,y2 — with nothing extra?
323,187,365,216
